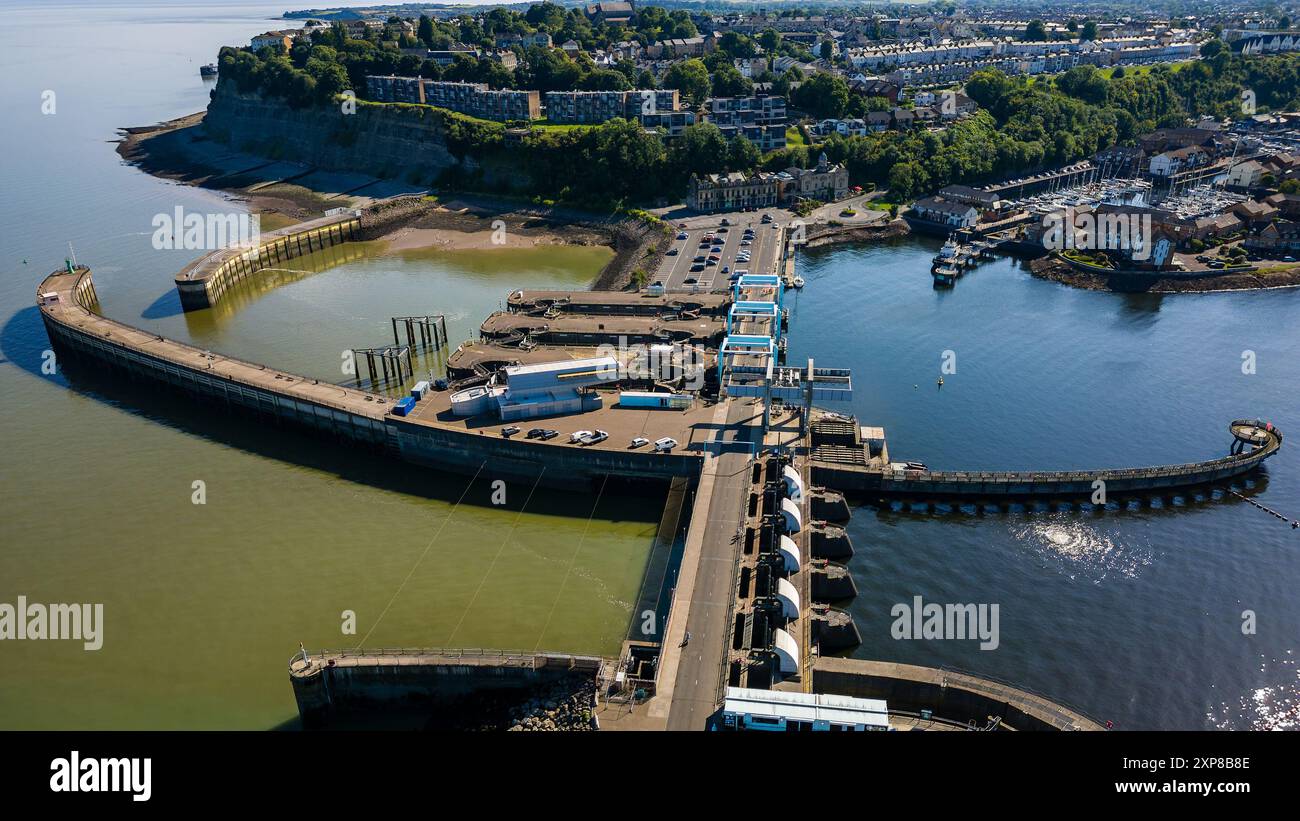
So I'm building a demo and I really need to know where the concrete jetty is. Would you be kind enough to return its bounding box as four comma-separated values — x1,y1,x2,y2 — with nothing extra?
288,647,607,728
811,657,1105,731
808,416,1282,499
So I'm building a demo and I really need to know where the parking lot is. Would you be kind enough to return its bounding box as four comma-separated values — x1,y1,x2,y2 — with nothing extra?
656,213,786,292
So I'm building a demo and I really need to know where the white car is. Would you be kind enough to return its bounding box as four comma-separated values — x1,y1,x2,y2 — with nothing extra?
580,429,608,446
569,430,593,443
653,437,678,453
630,436,650,448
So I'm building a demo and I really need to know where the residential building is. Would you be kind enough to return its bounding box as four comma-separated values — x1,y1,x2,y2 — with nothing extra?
687,171,780,211
785,153,849,203
707,95,787,126
1226,159,1267,189
366,76,541,121
251,31,294,51
1149,146,1209,177
545,89,679,124
910,196,979,228
641,110,696,137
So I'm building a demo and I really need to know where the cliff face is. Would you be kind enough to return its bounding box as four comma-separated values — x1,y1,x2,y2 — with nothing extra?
204,83,498,187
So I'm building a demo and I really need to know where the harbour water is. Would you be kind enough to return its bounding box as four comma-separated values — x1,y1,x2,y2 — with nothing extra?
788,240,1300,730
2,2,1298,730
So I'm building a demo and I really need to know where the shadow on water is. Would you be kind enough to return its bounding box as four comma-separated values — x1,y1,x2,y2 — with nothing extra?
3,306,651,519
1,305,70,388
139,287,185,320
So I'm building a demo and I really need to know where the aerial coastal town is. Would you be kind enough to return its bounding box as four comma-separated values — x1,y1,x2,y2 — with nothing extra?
210,0,1300,291
6,0,1299,771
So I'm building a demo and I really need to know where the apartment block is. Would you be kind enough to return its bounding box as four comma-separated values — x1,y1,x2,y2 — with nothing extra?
366,76,540,121
544,89,679,124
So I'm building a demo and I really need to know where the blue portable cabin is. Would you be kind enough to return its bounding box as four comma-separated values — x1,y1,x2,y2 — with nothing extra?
618,391,693,410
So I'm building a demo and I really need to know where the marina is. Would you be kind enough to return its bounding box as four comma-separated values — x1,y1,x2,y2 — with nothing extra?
34,197,1288,730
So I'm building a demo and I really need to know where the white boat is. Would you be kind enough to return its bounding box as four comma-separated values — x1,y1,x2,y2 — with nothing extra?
792,276,805,289
936,238,961,262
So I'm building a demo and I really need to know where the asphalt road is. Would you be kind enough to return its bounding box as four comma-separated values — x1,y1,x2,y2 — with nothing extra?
665,397,761,730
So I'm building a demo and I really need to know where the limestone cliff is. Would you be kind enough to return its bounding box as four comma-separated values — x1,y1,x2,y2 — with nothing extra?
203,82,518,189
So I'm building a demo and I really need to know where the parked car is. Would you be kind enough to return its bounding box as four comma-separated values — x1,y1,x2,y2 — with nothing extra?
501,426,521,437
684,277,698,284
569,430,593,443
653,437,678,453
580,429,608,446
666,248,678,256
676,232,689,240
693,255,706,263
720,218,731,226
761,213,773,223
526,428,547,438
538,429,559,440
630,437,650,448
689,264,705,273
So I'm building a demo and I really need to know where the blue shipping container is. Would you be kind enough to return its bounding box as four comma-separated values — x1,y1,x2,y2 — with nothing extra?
393,397,416,416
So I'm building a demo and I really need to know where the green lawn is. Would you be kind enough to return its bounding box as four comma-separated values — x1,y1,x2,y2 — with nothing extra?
529,119,594,132
1098,60,1196,79
786,125,808,146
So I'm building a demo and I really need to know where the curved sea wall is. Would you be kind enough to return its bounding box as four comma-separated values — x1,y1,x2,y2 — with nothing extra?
39,265,703,490
812,657,1105,731
174,211,360,310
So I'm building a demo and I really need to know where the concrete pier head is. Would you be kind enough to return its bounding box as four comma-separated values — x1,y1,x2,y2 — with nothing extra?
289,648,605,728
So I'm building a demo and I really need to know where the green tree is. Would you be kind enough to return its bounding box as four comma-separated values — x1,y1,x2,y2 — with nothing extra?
418,15,434,47
1081,21,1098,41
726,135,760,171
710,64,752,97
662,58,710,104
1025,20,1048,41
793,71,850,119
672,122,729,176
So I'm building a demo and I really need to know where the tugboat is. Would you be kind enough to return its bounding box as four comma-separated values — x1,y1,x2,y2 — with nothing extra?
200,63,218,77
932,265,957,288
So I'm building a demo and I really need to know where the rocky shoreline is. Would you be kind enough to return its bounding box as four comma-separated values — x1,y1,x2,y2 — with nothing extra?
1028,255,1300,293
115,111,652,290
802,218,911,249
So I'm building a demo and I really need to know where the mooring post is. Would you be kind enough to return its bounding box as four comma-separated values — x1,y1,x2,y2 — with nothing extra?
391,317,399,347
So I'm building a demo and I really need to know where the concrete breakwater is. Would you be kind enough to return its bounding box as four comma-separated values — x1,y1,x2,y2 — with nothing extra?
808,416,1282,499
38,265,704,490
812,657,1105,731
173,197,438,311
288,648,605,729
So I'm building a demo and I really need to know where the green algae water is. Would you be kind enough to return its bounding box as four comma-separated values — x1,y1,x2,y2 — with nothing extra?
0,1,653,729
